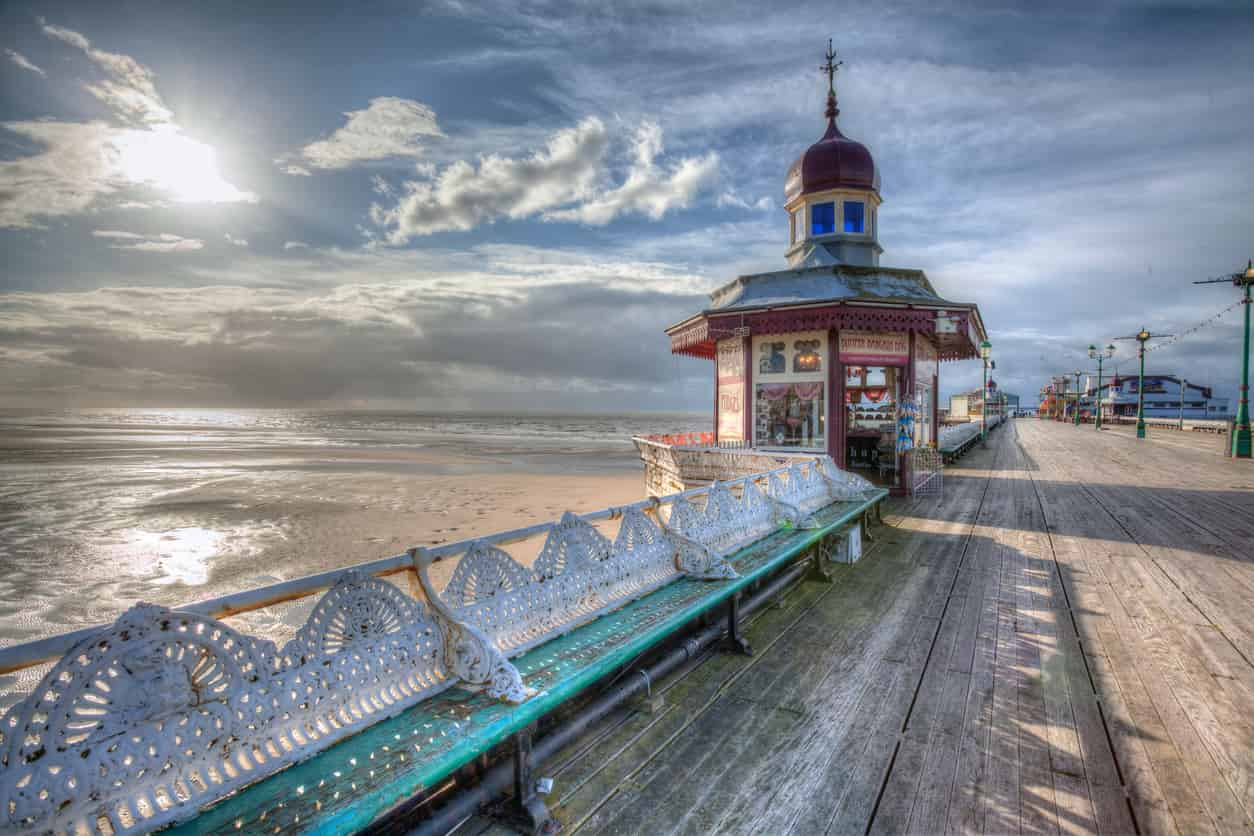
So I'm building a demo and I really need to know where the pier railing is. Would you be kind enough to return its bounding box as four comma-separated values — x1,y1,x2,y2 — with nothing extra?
0,457,826,677
1079,415,1231,434
634,431,751,450
633,434,805,497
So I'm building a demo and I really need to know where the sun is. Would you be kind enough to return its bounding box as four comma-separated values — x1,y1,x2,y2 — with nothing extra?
112,125,255,203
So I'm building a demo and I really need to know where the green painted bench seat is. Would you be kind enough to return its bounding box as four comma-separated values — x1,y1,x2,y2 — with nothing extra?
166,490,886,834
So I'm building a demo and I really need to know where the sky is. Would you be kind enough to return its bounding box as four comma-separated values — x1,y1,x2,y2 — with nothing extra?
2,0,1253,413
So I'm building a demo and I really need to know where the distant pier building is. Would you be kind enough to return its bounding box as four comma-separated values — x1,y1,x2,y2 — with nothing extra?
658,46,988,492
1082,374,1231,421
948,386,1020,423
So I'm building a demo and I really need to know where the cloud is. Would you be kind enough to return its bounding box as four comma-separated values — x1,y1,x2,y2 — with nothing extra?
545,121,720,225
0,119,254,227
0,121,124,228
717,190,772,211
283,241,310,250
92,229,205,252
0,23,254,228
281,97,443,172
0,247,711,408
371,117,610,241
371,118,719,242
5,49,46,77
40,20,172,125
224,233,249,247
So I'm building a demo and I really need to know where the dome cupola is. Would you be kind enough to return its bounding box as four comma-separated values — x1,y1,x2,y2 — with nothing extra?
784,41,883,269
784,112,879,203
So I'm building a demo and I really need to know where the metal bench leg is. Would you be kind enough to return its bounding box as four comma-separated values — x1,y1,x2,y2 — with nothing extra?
724,593,753,656
494,727,556,834
861,511,876,543
807,540,834,583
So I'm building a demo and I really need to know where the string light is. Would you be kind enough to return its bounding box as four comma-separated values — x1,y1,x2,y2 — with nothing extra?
1143,298,1243,354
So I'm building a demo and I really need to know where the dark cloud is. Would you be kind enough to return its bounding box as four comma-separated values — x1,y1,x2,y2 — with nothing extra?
0,260,711,409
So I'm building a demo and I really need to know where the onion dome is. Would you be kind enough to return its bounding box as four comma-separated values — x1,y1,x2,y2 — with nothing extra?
784,48,879,203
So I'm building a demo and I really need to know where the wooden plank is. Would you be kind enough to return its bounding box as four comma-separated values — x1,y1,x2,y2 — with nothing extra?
552,579,834,830
1020,419,1254,834
549,579,830,817
946,585,1001,835
563,420,1254,836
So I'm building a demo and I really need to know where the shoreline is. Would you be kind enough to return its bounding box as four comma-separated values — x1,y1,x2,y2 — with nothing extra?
0,443,648,646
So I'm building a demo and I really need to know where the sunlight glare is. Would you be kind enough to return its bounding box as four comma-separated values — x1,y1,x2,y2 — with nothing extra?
113,126,255,203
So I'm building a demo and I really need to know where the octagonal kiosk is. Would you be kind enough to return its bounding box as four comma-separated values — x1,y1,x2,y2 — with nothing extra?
662,52,988,494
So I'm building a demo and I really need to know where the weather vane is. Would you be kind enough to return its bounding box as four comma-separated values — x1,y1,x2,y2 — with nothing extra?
820,38,843,95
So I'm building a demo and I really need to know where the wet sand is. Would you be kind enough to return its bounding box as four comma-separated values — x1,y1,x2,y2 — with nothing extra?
0,441,645,649
0,409,706,709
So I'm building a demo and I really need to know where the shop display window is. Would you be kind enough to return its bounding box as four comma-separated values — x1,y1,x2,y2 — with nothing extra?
845,365,899,479
755,383,825,449
793,339,822,373
758,341,787,374
752,331,826,450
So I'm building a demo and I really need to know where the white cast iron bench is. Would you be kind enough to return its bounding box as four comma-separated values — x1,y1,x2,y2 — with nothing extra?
0,458,886,835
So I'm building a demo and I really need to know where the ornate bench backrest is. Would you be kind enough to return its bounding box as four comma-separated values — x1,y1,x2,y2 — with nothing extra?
817,457,880,501
664,478,782,563
0,571,451,836
415,506,686,702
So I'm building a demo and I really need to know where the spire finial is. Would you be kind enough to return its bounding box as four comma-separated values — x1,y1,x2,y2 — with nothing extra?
820,39,843,123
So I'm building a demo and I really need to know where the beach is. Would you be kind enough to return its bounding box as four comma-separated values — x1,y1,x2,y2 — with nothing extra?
0,409,703,698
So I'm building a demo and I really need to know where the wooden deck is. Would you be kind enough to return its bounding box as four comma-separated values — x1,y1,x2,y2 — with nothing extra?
455,420,1254,836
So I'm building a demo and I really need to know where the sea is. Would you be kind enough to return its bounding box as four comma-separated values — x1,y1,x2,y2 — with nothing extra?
0,408,706,704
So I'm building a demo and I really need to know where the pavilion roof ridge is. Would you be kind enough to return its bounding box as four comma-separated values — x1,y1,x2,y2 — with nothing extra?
705,262,982,315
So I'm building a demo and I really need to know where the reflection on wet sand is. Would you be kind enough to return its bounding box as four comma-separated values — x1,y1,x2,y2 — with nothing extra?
0,408,693,707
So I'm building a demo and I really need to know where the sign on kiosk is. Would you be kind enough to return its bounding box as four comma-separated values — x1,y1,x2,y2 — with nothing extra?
838,330,909,366
914,338,938,381
715,338,745,441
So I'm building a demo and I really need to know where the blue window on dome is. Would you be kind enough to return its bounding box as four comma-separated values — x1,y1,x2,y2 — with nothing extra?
844,201,865,233
810,202,835,235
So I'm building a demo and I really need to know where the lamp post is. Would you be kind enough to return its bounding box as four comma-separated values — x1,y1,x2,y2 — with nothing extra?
1133,332,1148,437
1240,265,1253,457
1178,376,1187,431
1233,263,1253,457
979,340,992,444
1114,329,1170,439
1072,371,1083,426
1193,261,1252,457
1088,344,1115,430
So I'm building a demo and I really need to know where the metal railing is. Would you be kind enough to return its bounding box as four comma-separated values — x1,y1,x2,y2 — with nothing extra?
635,431,751,450
0,459,819,677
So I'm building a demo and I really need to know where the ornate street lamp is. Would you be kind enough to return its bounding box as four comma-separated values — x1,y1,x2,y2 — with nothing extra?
979,340,992,444
1071,371,1084,426
1195,261,1254,457
1115,328,1171,439
1087,344,1116,430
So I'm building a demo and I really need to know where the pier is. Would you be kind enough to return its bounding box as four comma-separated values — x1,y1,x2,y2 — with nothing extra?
505,419,1254,835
